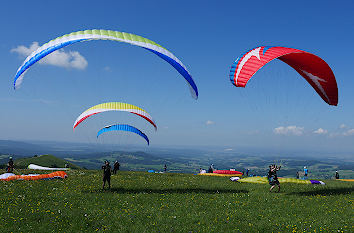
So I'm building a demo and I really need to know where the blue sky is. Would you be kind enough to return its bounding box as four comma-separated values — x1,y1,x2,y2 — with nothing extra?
0,0,354,152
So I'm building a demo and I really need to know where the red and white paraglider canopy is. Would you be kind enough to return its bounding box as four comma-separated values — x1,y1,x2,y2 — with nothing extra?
230,46,338,106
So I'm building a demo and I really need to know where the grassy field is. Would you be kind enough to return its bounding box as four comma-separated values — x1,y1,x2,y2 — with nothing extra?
0,170,352,232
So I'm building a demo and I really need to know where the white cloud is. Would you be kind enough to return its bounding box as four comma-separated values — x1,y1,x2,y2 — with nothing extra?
11,42,88,70
343,129,354,136
11,42,39,57
339,124,347,129
206,120,215,125
273,126,304,136
224,148,233,151
313,128,328,134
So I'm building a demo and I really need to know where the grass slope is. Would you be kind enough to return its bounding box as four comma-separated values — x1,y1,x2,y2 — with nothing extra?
0,171,352,232
14,154,81,169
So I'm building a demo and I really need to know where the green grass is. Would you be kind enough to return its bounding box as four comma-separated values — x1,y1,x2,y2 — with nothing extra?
0,170,352,232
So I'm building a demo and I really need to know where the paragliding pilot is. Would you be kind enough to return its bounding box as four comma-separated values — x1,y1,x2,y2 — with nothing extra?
268,164,281,192
113,161,120,174
102,161,112,189
6,157,14,173
335,170,339,179
304,166,308,179
208,164,214,173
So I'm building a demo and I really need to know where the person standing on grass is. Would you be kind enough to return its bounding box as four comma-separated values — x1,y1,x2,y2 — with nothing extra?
113,161,120,174
296,171,300,179
164,164,167,172
304,166,308,179
268,164,281,192
6,157,14,173
102,161,112,189
208,164,214,173
335,170,339,179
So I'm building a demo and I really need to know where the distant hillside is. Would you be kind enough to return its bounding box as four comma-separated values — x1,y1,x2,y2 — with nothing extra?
0,140,49,155
63,151,354,178
0,140,352,178
13,154,81,169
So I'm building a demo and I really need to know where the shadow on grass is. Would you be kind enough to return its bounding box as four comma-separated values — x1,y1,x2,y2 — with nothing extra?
86,187,249,194
288,187,353,196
